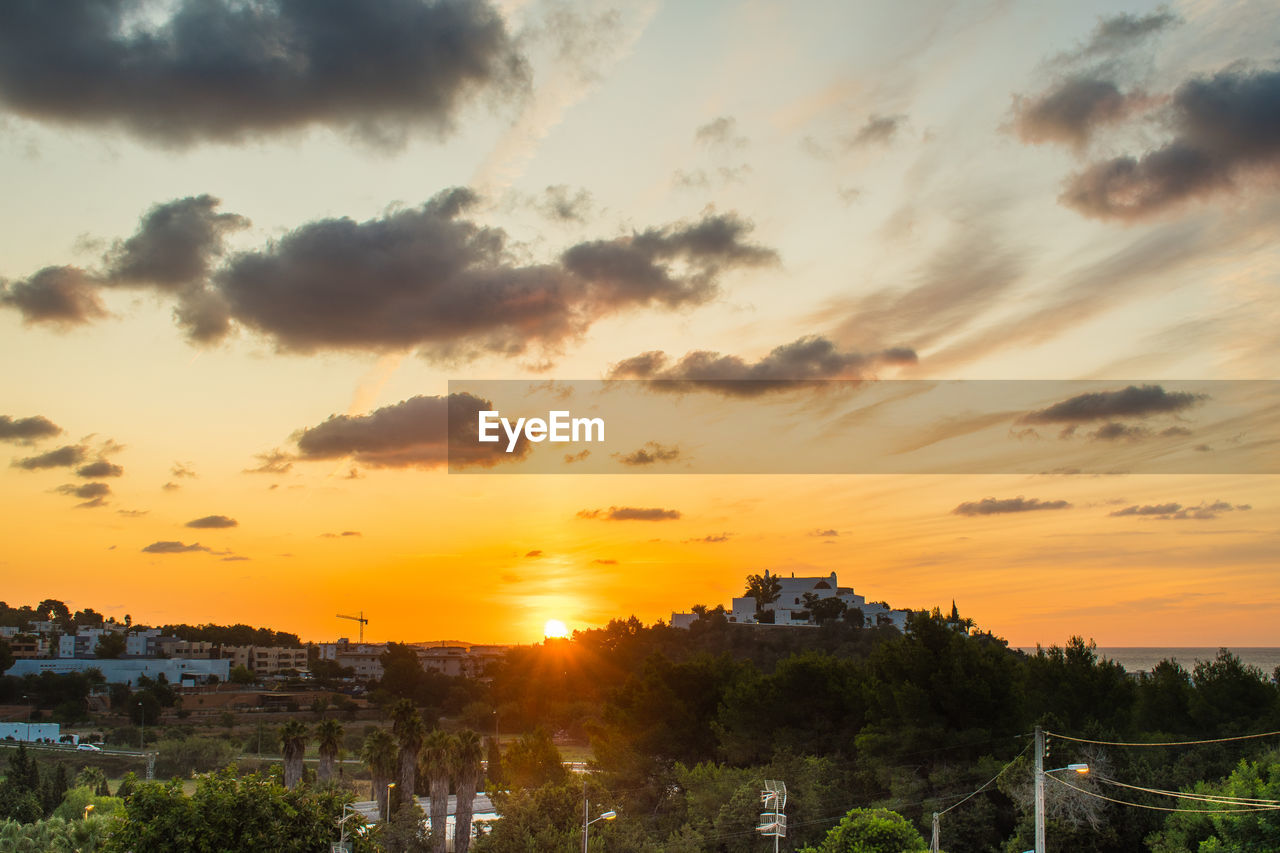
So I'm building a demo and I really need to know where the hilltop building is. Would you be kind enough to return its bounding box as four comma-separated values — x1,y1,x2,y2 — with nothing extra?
671,570,912,630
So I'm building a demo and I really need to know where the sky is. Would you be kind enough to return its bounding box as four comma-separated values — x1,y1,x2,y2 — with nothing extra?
0,0,1276,647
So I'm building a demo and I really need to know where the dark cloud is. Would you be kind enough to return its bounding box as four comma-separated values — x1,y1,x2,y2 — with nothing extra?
608,335,916,396
222,556,250,562
564,450,591,464
76,460,124,478
0,414,61,443
171,462,197,479
56,482,111,500
811,529,839,538
695,116,747,148
293,391,526,470
0,0,526,147
141,540,211,554
1013,77,1148,149
4,190,774,363
13,444,87,470
1021,384,1205,424
847,114,906,147
162,482,181,492
104,196,248,300
1110,500,1251,520
320,530,361,538
1061,67,1280,220
577,506,682,521
186,515,238,529
1075,10,1179,58
117,509,149,517
0,266,106,326
524,549,543,558
1091,421,1150,441
952,496,1073,516
614,442,681,466
244,449,293,475
1161,426,1193,437
536,185,593,223
685,533,730,543
592,558,618,565
217,191,772,357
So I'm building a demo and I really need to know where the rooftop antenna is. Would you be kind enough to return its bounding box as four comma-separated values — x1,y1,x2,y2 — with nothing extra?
336,611,368,643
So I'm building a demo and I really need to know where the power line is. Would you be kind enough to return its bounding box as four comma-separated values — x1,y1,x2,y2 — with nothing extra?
1045,729,1280,748
937,741,1031,817
1046,772,1280,814
1092,775,1280,807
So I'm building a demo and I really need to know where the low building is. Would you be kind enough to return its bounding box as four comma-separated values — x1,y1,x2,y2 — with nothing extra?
0,722,62,743
8,635,47,659
5,657,229,686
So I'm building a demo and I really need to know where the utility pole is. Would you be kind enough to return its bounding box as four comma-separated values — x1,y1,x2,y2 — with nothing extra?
1034,725,1045,853
931,811,939,852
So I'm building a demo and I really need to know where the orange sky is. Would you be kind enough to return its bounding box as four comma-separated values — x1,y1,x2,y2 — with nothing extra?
1,0,1276,647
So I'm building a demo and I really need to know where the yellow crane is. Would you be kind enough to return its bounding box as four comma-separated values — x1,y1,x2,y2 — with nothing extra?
336,611,368,643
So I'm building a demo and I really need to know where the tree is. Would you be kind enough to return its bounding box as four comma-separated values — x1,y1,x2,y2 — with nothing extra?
95,632,126,658
744,571,781,616
500,729,566,791
798,808,931,853
391,699,425,803
452,730,484,853
316,718,344,785
229,665,255,685
363,728,398,819
485,737,503,790
803,592,847,624
421,730,455,853
101,767,358,853
279,720,309,790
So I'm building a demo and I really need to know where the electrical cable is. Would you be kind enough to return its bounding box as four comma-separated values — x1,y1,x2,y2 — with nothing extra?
1044,729,1280,748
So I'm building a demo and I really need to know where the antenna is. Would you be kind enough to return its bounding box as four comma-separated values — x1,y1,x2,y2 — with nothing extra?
335,611,368,643
758,780,786,853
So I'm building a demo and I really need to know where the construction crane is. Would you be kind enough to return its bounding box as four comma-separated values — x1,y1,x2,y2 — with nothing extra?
336,611,368,643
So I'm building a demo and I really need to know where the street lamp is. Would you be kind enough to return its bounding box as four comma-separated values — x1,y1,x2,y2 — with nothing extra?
1033,726,1089,853
137,701,144,751
582,785,616,853
385,782,395,822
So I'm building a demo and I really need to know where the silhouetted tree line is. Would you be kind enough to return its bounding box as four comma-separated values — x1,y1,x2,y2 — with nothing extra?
478,609,1280,852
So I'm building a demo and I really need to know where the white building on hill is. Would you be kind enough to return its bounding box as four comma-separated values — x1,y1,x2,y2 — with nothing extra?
672,570,912,630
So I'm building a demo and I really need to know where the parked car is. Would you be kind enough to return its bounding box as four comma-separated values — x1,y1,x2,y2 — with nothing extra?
76,743,102,751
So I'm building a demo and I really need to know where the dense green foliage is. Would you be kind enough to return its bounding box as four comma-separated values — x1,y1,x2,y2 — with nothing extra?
101,767,359,853
478,609,1280,853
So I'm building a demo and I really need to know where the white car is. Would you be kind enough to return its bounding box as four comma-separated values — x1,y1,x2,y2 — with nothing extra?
76,743,102,751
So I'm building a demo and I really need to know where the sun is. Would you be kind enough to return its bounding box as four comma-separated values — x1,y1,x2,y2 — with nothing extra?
543,619,569,639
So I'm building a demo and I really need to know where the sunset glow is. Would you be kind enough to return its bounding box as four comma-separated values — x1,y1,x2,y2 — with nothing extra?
0,0,1275,649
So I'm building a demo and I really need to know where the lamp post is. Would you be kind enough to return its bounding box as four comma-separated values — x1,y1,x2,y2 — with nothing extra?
1033,727,1089,853
137,701,144,751
581,781,616,853
338,802,358,849
386,781,395,822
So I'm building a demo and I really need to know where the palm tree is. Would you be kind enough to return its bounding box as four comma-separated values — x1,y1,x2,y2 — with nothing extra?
420,729,455,853
280,720,309,789
362,728,398,818
390,698,424,808
315,718,344,785
451,730,484,853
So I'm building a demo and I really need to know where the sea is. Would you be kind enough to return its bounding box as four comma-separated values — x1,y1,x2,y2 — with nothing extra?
1016,647,1280,676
